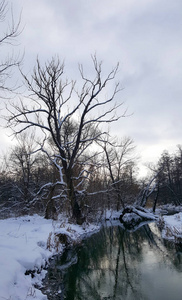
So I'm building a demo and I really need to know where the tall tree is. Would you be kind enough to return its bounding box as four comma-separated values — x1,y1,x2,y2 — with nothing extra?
7,56,123,223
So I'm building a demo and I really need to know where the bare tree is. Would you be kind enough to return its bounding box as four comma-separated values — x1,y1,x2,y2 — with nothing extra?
0,0,21,94
6,56,123,223
101,136,137,210
9,132,39,202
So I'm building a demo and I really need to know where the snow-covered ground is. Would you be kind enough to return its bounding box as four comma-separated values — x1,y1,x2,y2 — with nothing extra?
0,214,100,300
0,209,181,300
160,212,182,243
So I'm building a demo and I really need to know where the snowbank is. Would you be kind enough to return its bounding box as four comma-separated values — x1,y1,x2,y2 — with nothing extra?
104,209,122,220
156,204,182,215
0,214,100,300
160,212,182,243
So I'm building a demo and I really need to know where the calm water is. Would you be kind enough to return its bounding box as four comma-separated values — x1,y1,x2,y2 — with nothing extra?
42,222,182,300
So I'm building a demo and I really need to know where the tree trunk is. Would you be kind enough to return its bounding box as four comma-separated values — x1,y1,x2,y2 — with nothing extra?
153,184,159,213
66,170,84,225
45,185,57,220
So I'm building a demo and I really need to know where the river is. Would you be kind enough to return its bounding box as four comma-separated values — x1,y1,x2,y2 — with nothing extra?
42,221,182,300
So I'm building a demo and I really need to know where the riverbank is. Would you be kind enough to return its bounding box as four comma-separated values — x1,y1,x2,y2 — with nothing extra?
0,214,100,300
159,212,182,243
0,209,181,300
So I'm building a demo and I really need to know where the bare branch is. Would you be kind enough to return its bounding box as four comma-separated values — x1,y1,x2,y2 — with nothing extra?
5,55,125,223
0,0,22,94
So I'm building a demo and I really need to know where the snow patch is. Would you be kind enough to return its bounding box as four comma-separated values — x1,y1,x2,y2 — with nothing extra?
0,214,100,300
160,212,182,243
122,212,142,224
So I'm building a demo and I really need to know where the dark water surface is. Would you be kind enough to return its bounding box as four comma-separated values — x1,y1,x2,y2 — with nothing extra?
42,222,182,300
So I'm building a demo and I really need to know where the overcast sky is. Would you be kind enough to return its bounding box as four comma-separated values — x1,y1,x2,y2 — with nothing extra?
2,0,182,176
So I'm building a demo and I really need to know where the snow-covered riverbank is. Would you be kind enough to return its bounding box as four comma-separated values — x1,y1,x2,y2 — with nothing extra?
160,212,182,243
0,209,182,300
0,214,100,300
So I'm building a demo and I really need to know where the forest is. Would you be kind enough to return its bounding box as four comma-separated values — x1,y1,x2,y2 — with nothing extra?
1,134,182,221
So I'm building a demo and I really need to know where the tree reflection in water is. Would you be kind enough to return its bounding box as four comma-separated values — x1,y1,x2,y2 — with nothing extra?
42,222,182,300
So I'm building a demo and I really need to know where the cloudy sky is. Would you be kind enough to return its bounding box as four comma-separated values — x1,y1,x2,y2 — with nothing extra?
2,0,182,176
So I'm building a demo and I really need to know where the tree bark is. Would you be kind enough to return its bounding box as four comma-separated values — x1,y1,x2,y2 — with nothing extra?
66,169,84,225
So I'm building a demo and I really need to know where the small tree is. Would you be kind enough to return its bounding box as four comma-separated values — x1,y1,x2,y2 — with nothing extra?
7,56,123,223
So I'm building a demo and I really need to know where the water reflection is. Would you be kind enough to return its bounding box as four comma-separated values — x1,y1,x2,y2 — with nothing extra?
42,222,182,300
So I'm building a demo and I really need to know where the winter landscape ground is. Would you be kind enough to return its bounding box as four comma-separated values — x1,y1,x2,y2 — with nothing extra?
0,214,100,300
0,209,181,300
